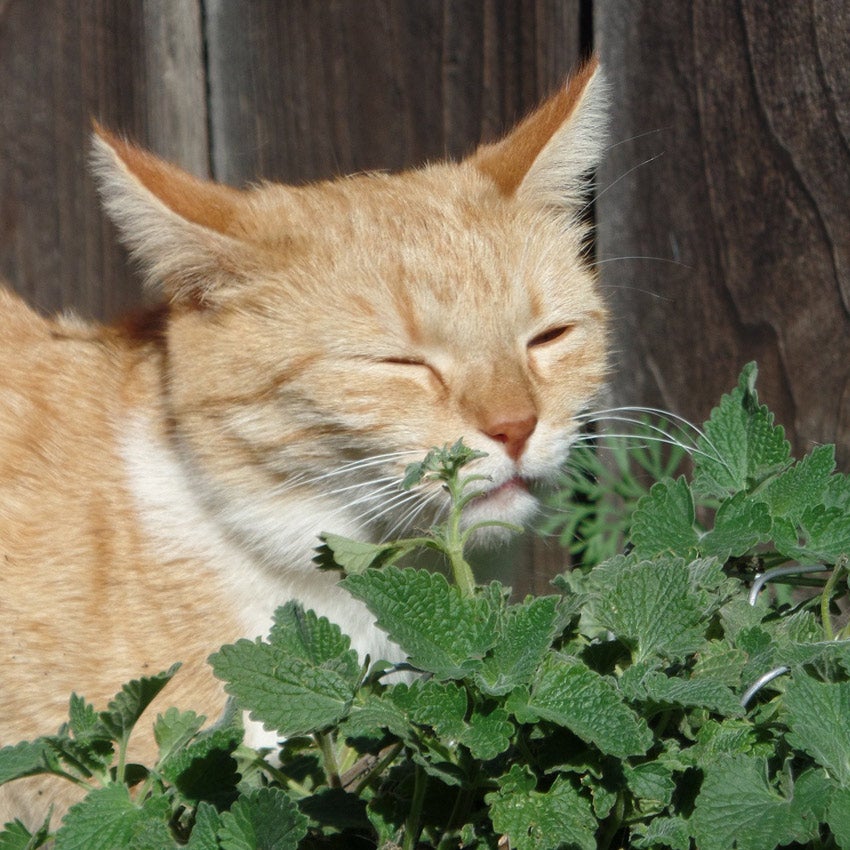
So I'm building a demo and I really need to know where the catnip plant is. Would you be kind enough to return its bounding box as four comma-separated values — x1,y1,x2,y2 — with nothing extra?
2,363,850,850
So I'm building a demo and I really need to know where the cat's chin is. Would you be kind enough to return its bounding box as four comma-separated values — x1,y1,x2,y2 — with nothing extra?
459,477,539,546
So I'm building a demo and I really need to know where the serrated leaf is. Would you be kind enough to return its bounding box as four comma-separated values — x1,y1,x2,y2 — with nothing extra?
624,761,676,807
785,673,850,785
788,768,834,844
459,707,514,761
762,444,835,520
828,786,850,849
53,785,171,850
693,362,791,498
185,802,223,850
528,654,652,757
779,503,850,563
339,694,409,740
341,567,498,678
268,602,360,684
159,724,241,807
389,679,467,740
630,477,698,559
0,740,58,785
631,670,743,716
691,755,801,850
210,639,356,738
154,708,206,765
630,816,691,850
692,641,748,687
475,596,560,696
699,493,772,560
688,719,769,764
486,766,596,850
588,557,707,662
45,735,113,779
0,817,50,850
67,695,101,740
218,787,308,850
317,533,402,576
98,664,181,742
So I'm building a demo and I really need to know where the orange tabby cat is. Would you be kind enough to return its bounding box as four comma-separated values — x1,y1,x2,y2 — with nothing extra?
0,59,608,824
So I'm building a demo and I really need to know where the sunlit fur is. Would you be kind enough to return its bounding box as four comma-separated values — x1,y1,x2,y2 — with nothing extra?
0,59,608,824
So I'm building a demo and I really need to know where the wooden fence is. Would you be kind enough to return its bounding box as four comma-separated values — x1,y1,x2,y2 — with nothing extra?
1,1,848,591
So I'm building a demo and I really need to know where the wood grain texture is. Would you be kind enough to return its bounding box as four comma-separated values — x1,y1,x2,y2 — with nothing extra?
596,1,850,465
204,0,583,185
0,0,206,319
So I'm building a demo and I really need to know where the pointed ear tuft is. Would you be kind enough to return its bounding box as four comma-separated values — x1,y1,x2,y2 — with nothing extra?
90,123,250,305
471,56,608,209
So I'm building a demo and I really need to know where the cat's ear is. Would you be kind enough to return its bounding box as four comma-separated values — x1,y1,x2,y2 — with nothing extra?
90,124,252,305
471,56,607,209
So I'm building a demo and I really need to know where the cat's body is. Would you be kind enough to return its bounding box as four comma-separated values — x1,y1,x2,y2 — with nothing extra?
0,59,608,824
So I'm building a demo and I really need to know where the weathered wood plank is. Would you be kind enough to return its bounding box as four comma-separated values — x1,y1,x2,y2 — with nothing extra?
205,0,583,185
0,0,206,319
596,0,850,465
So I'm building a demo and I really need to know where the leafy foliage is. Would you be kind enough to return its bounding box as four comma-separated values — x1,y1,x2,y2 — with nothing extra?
3,364,850,848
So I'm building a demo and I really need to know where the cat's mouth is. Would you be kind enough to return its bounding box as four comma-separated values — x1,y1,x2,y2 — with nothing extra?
478,476,529,501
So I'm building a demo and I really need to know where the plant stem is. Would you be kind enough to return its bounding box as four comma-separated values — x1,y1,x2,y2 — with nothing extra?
445,478,476,597
403,764,428,850
316,731,342,788
820,556,848,640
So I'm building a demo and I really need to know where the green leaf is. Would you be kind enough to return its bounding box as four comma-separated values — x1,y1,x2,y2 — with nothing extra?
630,477,698,559
630,816,691,850
401,439,487,489
827,786,850,849
699,493,772,560
339,695,409,740
475,595,560,696
317,533,402,576
341,567,498,678
158,725,241,807
268,602,360,684
67,695,101,740
626,670,743,716
762,444,835,520
44,735,113,780
153,707,206,765
185,802,223,850
785,672,850,785
528,654,652,758
624,761,676,808
218,788,308,850
587,557,707,662
53,785,172,850
0,740,56,785
693,362,791,498
780,503,850,563
692,641,748,687
389,679,467,740
486,765,596,850
0,818,50,850
98,664,181,742
210,639,356,738
459,707,514,761
690,755,797,850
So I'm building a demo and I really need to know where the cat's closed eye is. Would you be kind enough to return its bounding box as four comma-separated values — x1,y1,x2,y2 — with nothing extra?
527,324,576,348
379,356,445,385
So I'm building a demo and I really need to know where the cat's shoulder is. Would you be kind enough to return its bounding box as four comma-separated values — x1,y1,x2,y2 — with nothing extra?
0,284,104,347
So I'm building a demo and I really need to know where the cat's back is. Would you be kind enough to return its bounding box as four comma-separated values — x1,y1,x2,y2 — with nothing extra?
0,284,132,553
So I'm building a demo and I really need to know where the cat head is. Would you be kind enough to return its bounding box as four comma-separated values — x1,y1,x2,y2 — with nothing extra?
92,58,609,557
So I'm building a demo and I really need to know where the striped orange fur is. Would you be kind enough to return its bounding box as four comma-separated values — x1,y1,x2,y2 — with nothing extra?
0,59,609,825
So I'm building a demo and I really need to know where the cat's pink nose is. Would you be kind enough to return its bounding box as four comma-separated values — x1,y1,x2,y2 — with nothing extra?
483,414,538,461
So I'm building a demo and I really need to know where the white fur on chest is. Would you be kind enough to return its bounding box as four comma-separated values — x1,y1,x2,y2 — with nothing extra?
119,414,402,662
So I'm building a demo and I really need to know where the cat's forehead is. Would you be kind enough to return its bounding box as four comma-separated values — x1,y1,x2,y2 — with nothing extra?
247,163,590,317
